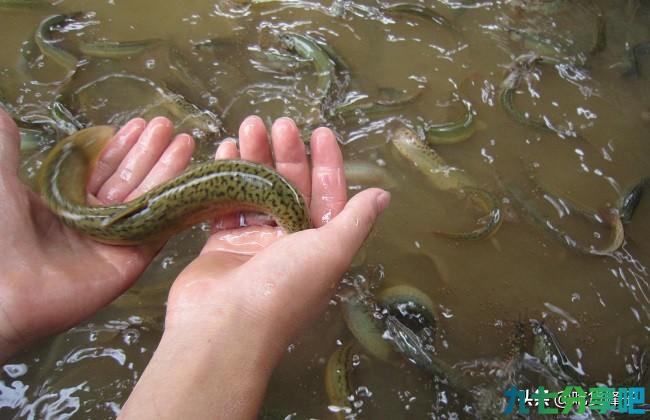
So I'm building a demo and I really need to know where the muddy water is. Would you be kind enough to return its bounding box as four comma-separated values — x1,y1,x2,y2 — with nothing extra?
1,0,650,418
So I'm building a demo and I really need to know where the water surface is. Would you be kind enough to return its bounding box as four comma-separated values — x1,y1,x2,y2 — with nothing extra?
1,0,649,418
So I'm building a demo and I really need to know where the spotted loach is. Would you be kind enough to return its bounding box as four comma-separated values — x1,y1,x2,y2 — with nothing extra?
38,126,312,244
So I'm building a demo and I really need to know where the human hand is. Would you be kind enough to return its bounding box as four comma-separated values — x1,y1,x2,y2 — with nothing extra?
120,116,390,419
0,111,194,361
167,116,389,336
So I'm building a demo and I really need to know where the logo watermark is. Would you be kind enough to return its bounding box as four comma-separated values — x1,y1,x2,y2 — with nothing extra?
503,386,646,415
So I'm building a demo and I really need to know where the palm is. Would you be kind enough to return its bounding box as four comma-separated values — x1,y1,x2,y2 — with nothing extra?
2,194,151,344
165,116,352,336
200,116,347,255
118,117,387,420
0,113,194,355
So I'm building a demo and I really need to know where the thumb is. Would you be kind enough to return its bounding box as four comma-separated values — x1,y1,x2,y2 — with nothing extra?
318,187,390,259
0,108,20,174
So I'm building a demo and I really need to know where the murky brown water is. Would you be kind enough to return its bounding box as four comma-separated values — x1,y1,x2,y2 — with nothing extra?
1,0,650,418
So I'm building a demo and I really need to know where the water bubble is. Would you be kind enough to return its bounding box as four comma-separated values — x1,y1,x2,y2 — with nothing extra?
480,147,495,164
182,14,201,25
440,305,454,319
3,364,27,378
161,256,175,270
577,107,597,120
327,404,351,414
352,353,361,367
122,328,140,345
357,386,372,398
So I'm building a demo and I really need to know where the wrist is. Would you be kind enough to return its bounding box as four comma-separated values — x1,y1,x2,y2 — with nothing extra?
161,313,285,376
0,271,36,362
120,305,286,420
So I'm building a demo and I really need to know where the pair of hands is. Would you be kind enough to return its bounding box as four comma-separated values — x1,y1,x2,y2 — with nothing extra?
0,109,389,417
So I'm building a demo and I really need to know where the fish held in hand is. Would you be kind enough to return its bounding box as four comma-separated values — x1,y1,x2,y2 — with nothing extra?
38,126,312,244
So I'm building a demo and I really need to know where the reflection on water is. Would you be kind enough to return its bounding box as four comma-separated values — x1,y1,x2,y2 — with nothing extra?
1,0,650,417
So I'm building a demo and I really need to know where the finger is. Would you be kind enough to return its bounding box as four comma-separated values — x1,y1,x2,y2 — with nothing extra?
271,118,311,205
215,138,240,160
309,127,347,227
318,188,390,260
125,134,195,200
88,118,146,195
212,138,241,230
238,116,273,167
0,108,20,175
96,117,174,204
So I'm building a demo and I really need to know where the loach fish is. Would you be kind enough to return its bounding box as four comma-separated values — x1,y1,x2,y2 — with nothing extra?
384,3,457,33
390,126,502,240
425,100,478,145
78,38,163,59
277,32,335,102
504,183,623,256
331,285,469,418
499,55,553,132
499,53,598,145
324,342,356,419
623,41,650,77
38,126,311,244
339,285,440,370
34,14,79,74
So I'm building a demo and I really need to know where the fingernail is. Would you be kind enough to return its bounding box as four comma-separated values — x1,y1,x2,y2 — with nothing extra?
376,190,391,213
274,118,298,138
115,119,145,143
276,117,297,130
242,116,263,135
150,116,172,129
122,118,146,133
176,133,192,144
104,188,122,204
312,127,332,144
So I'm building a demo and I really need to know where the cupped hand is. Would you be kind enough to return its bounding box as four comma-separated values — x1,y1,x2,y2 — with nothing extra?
119,117,390,419
0,111,194,361
167,116,390,340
